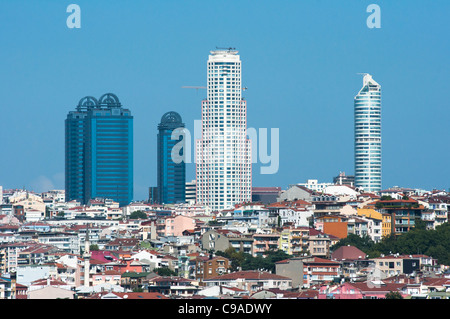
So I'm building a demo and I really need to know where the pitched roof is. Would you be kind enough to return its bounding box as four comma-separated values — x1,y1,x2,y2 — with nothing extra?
87,292,168,299
31,278,68,286
331,245,367,261
349,281,406,293
303,257,342,265
205,270,291,281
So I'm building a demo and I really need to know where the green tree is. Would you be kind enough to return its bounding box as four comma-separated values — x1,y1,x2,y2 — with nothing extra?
217,247,291,273
331,234,375,253
385,291,403,299
154,267,177,276
216,247,247,272
129,210,148,220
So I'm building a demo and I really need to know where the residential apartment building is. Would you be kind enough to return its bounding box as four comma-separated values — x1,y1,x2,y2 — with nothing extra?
371,255,421,277
252,233,280,257
302,257,341,288
195,255,230,284
296,179,334,193
316,215,348,240
157,215,196,237
308,229,334,258
203,270,292,293
375,198,424,236
228,234,253,255
356,208,383,242
422,198,448,229
287,227,310,256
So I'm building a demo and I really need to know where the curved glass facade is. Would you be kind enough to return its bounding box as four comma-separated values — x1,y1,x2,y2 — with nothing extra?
157,111,186,204
354,74,381,192
65,94,133,206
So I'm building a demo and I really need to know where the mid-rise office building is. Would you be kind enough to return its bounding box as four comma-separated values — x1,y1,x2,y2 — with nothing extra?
333,172,355,187
354,74,382,193
65,93,133,207
157,111,186,204
196,48,252,211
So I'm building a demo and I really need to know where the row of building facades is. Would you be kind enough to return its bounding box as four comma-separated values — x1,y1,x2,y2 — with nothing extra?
0,183,449,299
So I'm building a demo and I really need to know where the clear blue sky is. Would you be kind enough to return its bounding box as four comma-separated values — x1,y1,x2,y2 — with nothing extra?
0,0,449,200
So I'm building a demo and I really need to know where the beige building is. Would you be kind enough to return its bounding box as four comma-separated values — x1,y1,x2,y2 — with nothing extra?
158,215,197,237
371,255,421,277
28,285,75,299
9,191,46,212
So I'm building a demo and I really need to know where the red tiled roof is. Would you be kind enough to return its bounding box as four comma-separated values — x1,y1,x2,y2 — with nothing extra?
331,246,367,261
349,281,406,293
31,278,67,286
303,257,342,265
206,270,290,281
284,289,319,299
88,292,168,299
423,277,450,287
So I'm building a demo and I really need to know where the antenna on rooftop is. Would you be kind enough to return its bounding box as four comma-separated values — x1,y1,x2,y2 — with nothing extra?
216,46,236,51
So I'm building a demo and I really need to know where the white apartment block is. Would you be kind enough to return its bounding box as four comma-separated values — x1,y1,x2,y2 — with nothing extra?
297,179,333,193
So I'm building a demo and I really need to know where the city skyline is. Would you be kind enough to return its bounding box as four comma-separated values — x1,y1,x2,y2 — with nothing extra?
0,1,449,200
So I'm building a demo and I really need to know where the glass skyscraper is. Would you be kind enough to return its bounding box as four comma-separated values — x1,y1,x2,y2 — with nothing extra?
354,74,382,193
65,93,133,207
157,111,186,204
196,49,252,211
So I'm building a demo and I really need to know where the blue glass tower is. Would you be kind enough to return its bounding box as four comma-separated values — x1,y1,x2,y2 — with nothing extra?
65,93,133,207
354,74,382,193
157,111,186,204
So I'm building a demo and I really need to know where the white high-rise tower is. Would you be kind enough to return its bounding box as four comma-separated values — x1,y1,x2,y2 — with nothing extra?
196,49,252,211
354,73,382,193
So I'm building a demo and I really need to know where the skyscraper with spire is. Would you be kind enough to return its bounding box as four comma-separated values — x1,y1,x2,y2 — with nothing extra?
354,74,382,192
195,48,252,211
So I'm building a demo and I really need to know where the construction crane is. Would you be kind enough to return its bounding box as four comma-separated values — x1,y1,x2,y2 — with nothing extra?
181,86,207,95
182,86,248,92
182,86,206,89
